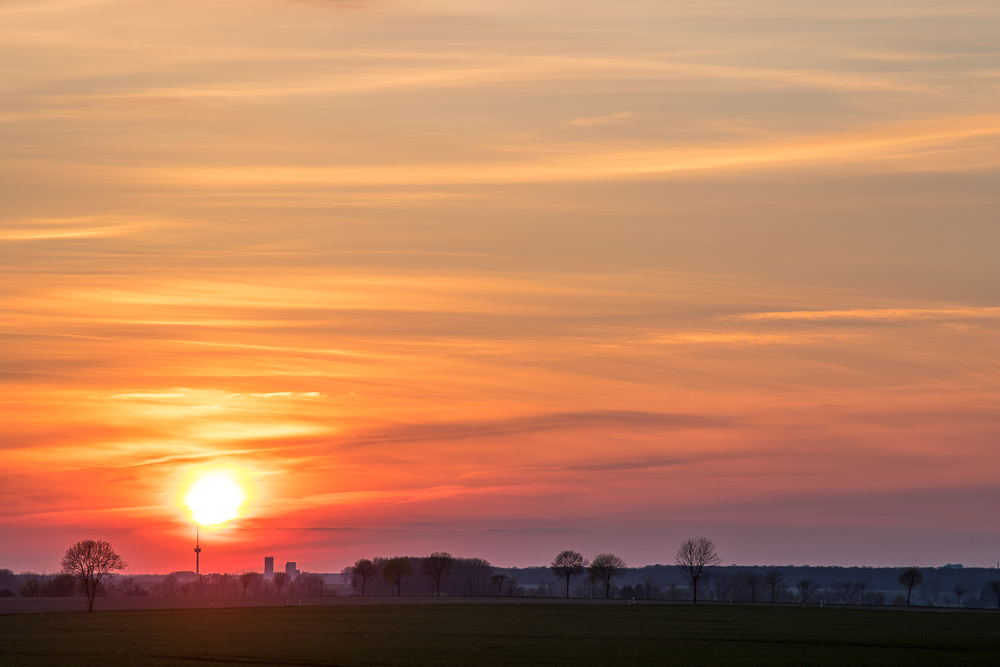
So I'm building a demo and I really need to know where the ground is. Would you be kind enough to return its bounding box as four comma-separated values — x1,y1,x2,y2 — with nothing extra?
2,602,999,666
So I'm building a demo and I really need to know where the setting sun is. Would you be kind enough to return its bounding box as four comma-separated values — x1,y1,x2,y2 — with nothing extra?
185,472,245,526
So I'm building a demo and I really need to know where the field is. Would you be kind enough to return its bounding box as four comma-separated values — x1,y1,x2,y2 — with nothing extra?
2,602,999,666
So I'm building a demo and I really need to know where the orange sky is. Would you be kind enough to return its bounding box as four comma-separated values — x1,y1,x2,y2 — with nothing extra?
1,0,998,574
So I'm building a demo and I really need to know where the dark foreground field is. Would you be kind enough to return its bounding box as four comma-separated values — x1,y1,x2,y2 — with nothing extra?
2,603,999,666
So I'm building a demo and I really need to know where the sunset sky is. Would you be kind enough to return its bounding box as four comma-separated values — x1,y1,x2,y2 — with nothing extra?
1,0,998,575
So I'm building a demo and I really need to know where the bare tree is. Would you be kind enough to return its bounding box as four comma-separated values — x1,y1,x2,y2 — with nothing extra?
43,573,78,598
459,558,493,596
550,551,588,598
954,585,966,608
60,539,128,611
239,572,262,597
587,553,627,599
490,574,507,596
352,558,379,597
18,577,41,597
674,537,721,605
421,552,455,596
983,581,1000,609
272,571,290,596
763,569,784,603
382,557,413,596
294,573,324,596
161,574,179,596
854,581,869,605
797,579,818,604
507,575,519,597
642,572,657,600
897,568,923,607
741,570,762,602
831,581,855,605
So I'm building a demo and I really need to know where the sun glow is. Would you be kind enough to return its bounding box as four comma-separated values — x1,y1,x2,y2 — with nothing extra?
185,471,245,525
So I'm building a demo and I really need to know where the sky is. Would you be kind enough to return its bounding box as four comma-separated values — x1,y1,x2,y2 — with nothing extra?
1,0,998,575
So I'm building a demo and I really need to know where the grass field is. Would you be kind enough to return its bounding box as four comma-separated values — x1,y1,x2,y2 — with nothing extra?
2,603,999,666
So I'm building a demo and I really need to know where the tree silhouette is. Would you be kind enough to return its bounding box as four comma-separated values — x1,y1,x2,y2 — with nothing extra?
587,553,627,599
897,568,923,606
954,585,966,608
797,579,817,604
490,574,507,596
853,581,869,605
741,570,762,602
272,571,290,596
674,537,721,605
550,551,588,598
239,571,262,597
352,558,379,597
421,552,455,596
60,539,128,611
985,581,1000,609
381,557,413,596
763,569,784,603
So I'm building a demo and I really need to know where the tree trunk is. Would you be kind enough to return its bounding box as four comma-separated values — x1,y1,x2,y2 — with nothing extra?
692,578,698,605
566,577,570,598
907,589,912,606
605,582,610,598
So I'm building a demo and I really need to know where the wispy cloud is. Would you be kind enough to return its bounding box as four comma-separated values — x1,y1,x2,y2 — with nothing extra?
732,306,1000,322
567,111,633,127
0,216,153,240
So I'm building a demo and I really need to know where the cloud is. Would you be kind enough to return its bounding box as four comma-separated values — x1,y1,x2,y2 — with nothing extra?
0,216,153,241
567,111,633,127
731,306,1000,322
339,410,733,450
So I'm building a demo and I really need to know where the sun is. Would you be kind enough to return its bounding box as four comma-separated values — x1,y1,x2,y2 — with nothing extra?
185,471,245,525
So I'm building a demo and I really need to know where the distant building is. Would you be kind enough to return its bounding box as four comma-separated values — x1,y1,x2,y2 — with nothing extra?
264,557,274,576
285,561,299,577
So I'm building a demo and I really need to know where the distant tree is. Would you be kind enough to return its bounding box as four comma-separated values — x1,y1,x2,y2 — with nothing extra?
295,573,324,597
642,572,657,600
741,571,762,602
985,581,1000,610
587,553,627,599
161,574,179,597
854,581,869,605
490,574,507,596
60,539,128,611
797,579,818,604
897,568,923,607
352,559,380,597
18,577,41,597
507,576,519,597
763,569,784,603
421,552,455,596
239,572,261,597
382,557,413,596
674,537,722,605
272,571,290,596
550,551,588,598
954,585,966,608
119,576,148,597
461,558,493,596
42,573,78,598
831,581,855,605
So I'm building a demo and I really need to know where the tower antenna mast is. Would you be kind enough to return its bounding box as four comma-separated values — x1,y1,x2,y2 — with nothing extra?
194,524,202,575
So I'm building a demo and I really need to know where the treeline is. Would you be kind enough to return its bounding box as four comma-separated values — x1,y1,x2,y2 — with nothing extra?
0,568,329,600
7,536,1000,609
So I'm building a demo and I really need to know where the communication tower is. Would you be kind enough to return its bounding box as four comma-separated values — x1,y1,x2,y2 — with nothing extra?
194,525,202,575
